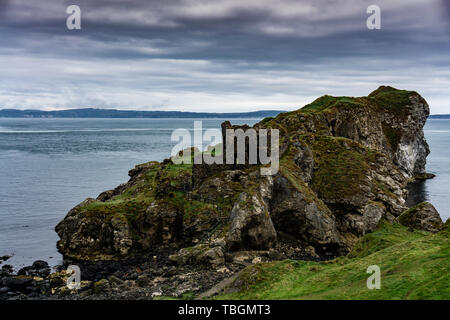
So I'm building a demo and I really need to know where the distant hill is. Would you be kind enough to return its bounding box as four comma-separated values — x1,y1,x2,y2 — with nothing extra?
2,107,445,119
0,108,285,119
429,114,450,119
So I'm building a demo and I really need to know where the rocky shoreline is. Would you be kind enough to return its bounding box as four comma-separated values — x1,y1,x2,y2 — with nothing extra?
1,86,446,300
0,242,333,300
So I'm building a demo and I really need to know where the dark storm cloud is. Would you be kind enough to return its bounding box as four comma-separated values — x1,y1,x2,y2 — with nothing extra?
0,0,11,18
0,0,449,112
441,0,450,30
1,0,447,61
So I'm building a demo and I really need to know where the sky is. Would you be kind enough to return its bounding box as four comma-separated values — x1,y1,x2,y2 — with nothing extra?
0,0,449,113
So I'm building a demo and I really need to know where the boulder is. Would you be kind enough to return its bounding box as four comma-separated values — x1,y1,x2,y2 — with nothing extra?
226,182,277,251
399,202,443,232
136,274,151,287
362,203,385,233
108,275,124,287
55,198,133,261
169,244,225,267
0,255,11,262
17,260,51,278
4,276,33,292
93,279,111,294
31,260,48,270
270,173,342,252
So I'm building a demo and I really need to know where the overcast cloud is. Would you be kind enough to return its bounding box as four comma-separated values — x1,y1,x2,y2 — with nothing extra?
0,0,449,113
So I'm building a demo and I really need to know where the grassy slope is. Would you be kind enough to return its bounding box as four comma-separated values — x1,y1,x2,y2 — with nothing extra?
216,222,449,300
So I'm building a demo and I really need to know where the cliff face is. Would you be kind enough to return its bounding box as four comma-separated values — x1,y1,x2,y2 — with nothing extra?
257,85,430,178
55,86,432,262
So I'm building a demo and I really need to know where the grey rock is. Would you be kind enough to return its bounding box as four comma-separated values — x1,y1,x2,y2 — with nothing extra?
53,86,433,261
93,279,110,294
399,202,443,233
4,277,33,292
362,203,385,233
136,274,151,287
0,255,11,262
55,198,131,261
169,244,225,267
270,174,341,250
293,141,314,184
201,247,225,267
226,188,277,251
31,260,49,270
108,275,124,286
0,287,10,294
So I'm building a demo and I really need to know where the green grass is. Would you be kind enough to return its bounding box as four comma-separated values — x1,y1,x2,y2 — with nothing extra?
260,86,417,135
368,86,416,116
78,161,193,228
300,95,361,114
216,222,450,300
279,152,330,213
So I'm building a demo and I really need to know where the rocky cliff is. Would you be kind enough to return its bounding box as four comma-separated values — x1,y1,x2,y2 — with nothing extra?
55,86,433,264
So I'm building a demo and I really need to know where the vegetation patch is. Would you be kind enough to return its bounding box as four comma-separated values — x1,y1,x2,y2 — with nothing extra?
78,162,193,227
217,222,450,300
301,135,378,201
300,95,361,114
368,86,416,116
382,123,402,151
279,152,330,213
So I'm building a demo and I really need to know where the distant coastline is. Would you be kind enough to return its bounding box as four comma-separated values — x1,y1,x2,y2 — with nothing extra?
429,114,450,119
0,108,284,119
0,108,448,119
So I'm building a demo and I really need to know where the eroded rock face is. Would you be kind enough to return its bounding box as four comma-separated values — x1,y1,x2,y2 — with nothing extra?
393,94,430,176
226,190,277,251
339,87,430,179
55,198,133,261
265,86,431,180
399,202,443,233
269,174,342,251
292,141,314,184
134,200,183,250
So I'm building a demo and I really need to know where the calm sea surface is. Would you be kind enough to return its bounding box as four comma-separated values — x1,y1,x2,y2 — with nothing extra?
0,118,448,268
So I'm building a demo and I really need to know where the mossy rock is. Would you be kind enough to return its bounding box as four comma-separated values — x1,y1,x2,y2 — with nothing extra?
300,134,378,202
93,279,111,294
398,202,443,233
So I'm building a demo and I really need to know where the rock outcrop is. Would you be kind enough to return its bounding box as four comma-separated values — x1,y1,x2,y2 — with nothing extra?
398,202,443,232
169,244,225,267
55,86,434,263
226,184,277,251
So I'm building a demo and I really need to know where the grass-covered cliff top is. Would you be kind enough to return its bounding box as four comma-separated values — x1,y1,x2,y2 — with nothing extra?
260,86,420,129
217,221,450,300
303,86,418,115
